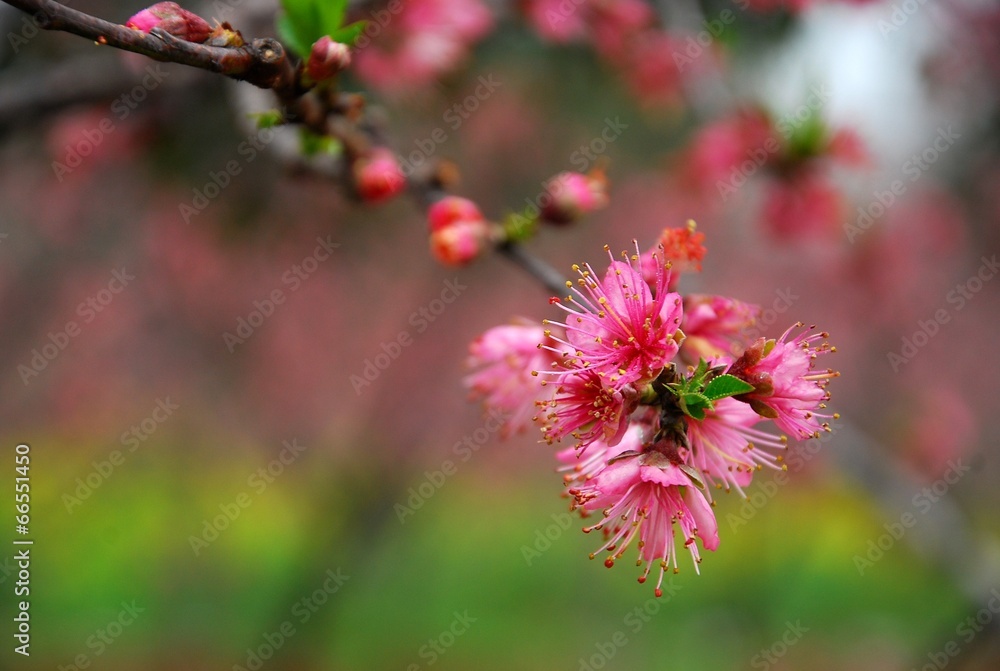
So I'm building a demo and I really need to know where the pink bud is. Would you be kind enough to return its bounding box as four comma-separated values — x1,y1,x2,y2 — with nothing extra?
427,196,484,232
354,148,406,203
306,36,352,82
430,219,490,266
540,171,608,225
126,2,211,43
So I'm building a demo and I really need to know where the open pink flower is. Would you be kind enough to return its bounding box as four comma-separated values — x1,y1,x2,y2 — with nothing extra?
556,422,647,489
680,294,760,361
465,321,560,437
727,324,838,440
687,397,788,497
544,245,683,386
539,368,639,450
571,449,719,596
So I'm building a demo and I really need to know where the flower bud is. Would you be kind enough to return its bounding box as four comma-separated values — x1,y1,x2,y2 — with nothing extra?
126,2,211,43
353,148,406,203
430,219,491,266
306,36,352,83
540,170,608,225
427,196,484,232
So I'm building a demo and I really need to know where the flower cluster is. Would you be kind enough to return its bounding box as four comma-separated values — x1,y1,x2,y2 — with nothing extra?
466,227,838,596
682,108,868,239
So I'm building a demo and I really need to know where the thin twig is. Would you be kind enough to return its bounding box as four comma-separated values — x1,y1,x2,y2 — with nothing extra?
498,243,569,296
1,0,296,92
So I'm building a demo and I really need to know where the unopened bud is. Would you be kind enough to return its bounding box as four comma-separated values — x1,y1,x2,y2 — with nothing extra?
307,36,352,82
540,170,608,225
354,148,406,203
126,2,211,43
427,196,484,232
430,219,491,266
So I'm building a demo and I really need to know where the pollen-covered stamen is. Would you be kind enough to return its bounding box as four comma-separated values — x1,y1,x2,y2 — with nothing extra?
540,242,683,386
687,398,789,498
541,371,640,453
572,451,719,597
726,323,839,440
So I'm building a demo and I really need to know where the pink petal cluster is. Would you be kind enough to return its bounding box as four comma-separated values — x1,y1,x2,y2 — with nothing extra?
465,238,839,595
126,2,211,43
465,322,562,437
686,397,788,496
726,324,838,440
681,294,760,361
570,447,719,596
538,369,638,449
353,0,493,95
543,245,683,386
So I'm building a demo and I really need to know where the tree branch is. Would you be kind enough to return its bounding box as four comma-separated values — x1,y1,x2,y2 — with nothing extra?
1,0,296,92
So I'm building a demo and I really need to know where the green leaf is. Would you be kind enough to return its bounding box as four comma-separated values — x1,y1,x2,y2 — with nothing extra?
249,110,284,129
316,0,348,34
275,14,312,57
678,392,712,421
299,129,342,157
690,358,710,384
703,374,755,401
278,0,359,55
332,20,368,46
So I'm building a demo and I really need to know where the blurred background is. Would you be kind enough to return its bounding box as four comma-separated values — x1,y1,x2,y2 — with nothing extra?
1,0,999,669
